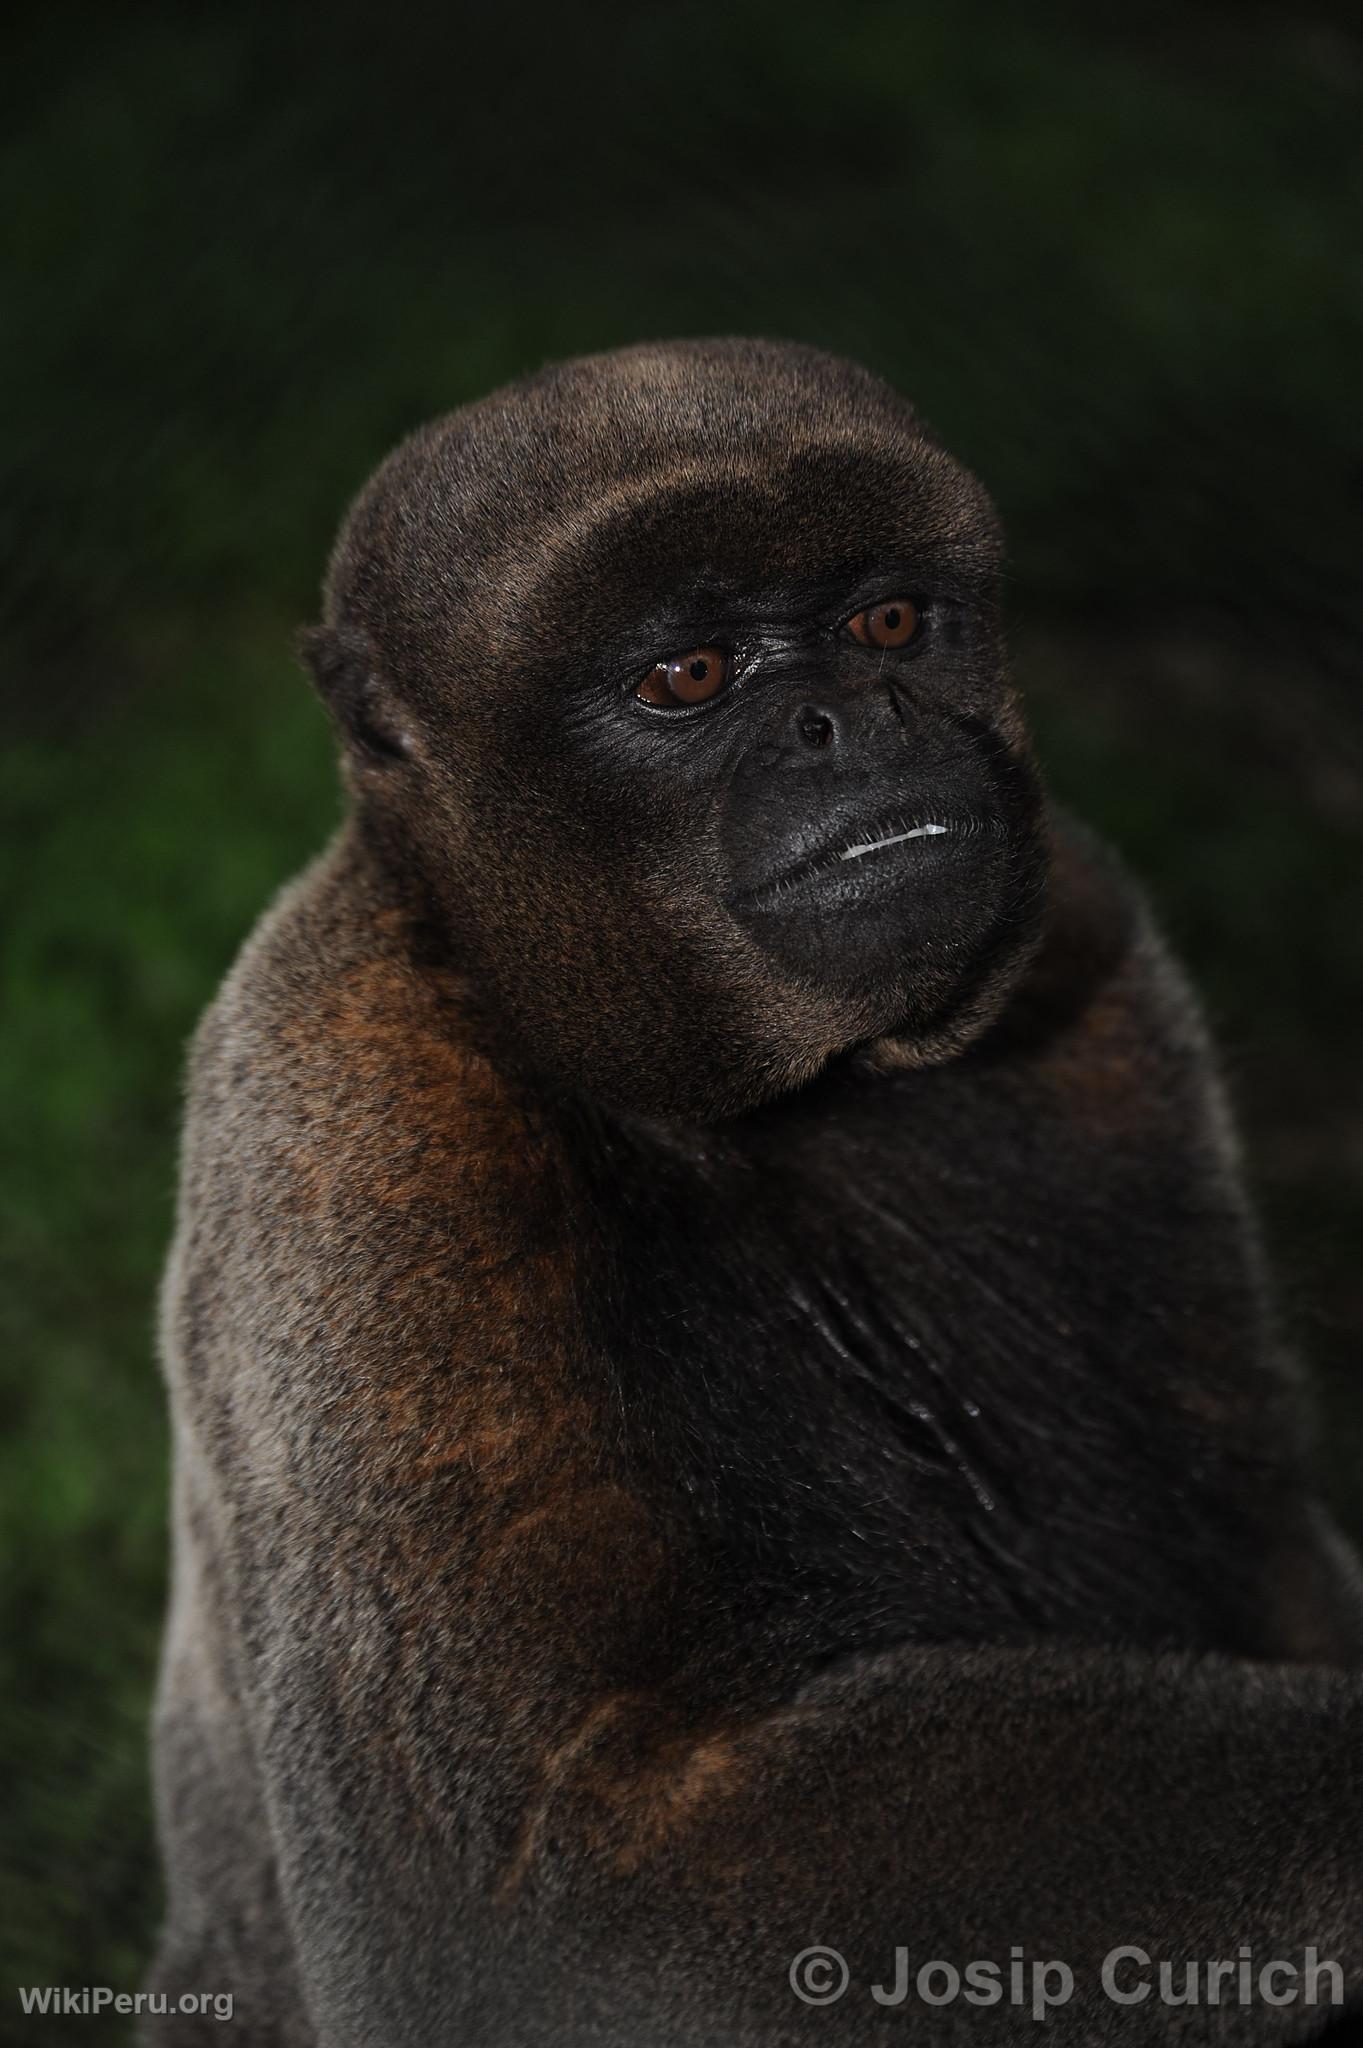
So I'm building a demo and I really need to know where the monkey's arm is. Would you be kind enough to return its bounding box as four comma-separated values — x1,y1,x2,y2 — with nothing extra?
242,1615,1363,2045
511,1644,1363,2045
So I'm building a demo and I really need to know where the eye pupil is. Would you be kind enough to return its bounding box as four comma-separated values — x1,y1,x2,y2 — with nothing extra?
689,659,708,681
883,608,900,629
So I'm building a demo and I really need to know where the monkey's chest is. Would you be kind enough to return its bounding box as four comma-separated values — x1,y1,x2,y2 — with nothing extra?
587,1077,1286,1663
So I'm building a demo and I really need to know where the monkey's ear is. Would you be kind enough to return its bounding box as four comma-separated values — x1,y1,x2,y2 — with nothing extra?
298,626,416,765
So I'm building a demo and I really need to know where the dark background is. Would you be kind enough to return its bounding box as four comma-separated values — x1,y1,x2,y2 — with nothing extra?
3,3,1362,2037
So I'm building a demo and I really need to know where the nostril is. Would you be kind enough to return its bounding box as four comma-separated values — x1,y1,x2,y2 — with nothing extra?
797,707,837,750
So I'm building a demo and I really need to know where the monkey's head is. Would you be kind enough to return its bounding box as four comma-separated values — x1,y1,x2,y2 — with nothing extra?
305,339,1048,1121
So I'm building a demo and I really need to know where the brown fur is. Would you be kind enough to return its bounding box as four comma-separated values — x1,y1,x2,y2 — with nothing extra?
148,342,1363,2045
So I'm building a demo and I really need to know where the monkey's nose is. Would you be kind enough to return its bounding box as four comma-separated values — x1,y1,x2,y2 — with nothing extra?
793,701,841,751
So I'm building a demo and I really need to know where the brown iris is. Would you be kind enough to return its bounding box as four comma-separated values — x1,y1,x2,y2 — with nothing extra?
847,599,920,649
636,645,730,708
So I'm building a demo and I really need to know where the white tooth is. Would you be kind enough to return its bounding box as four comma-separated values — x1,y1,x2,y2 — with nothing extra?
839,822,950,862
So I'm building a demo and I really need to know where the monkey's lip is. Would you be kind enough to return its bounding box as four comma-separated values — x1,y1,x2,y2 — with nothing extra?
728,811,1007,914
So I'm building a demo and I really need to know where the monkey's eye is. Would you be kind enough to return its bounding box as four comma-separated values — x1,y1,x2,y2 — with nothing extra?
635,646,731,708
846,599,921,650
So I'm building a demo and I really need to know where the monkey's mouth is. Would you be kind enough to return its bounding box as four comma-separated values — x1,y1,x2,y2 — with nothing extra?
729,811,1007,915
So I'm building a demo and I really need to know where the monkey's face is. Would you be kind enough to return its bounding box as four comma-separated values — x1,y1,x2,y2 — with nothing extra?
310,341,1048,1121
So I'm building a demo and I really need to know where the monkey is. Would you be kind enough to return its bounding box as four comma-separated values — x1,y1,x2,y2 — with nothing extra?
146,338,1363,2046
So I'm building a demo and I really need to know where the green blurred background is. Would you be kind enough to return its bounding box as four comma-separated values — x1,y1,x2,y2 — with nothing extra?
3,2,1362,2036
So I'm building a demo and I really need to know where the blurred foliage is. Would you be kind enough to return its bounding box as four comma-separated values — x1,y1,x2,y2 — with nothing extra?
2,1,1362,2037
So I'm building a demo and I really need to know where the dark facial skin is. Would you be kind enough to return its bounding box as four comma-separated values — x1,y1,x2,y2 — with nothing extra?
306,340,1047,1120
710,577,1041,1005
